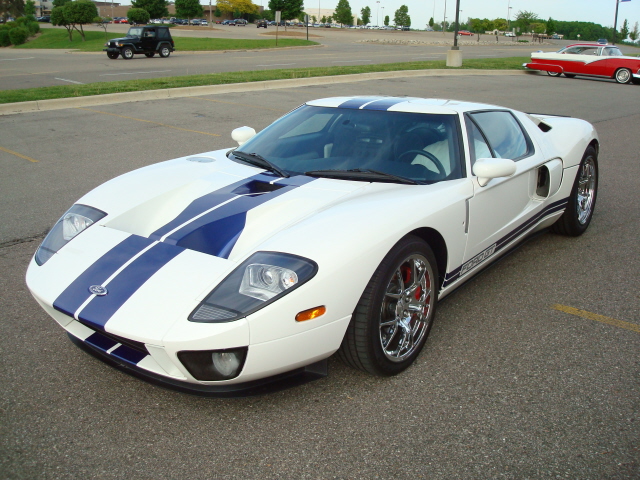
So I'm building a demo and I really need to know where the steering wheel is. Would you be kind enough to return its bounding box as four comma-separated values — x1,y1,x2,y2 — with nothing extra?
397,150,447,178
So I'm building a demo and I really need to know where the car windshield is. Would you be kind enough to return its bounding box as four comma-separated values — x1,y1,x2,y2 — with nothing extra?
235,105,464,184
127,27,144,36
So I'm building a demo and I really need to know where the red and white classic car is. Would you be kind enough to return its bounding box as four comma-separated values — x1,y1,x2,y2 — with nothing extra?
524,43,640,84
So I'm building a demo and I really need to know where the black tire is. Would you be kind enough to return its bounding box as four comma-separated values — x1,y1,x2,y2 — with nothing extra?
338,235,438,376
632,78,640,85
552,145,598,236
614,68,632,84
158,45,171,58
144,52,155,58
121,46,134,59
107,51,119,59
547,71,562,77
564,73,576,78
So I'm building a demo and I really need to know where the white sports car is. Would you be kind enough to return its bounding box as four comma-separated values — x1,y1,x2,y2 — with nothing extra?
26,97,599,395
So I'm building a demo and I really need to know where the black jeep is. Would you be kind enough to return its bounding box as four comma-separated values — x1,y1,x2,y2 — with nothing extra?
104,26,175,60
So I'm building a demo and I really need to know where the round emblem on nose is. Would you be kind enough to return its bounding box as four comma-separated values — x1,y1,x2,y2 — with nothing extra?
89,285,108,296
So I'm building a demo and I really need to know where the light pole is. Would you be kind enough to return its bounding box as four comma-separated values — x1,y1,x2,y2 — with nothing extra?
442,0,447,34
381,6,384,26
376,1,380,26
446,0,462,66
508,6,512,29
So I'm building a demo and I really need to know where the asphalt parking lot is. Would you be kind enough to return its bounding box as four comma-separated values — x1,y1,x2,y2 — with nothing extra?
1,72,639,479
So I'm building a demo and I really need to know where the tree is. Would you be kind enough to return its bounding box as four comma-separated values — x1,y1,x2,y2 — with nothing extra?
127,7,149,24
393,5,409,27
629,21,639,43
360,6,370,25
175,0,203,21
94,15,112,39
25,0,36,15
268,0,304,21
493,18,507,31
384,15,389,26
52,0,71,7
333,0,352,25
65,0,98,41
619,19,629,41
530,22,546,34
131,0,168,19
321,15,326,23
1,0,25,20
217,0,258,18
51,5,73,40
429,17,434,28
514,10,538,32
546,17,556,35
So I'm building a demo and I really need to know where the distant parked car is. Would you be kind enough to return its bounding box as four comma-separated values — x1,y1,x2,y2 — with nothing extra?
234,19,247,25
257,19,267,28
504,32,515,37
222,19,235,25
524,43,640,84
36,15,50,22
458,30,473,36
597,38,608,45
200,19,208,26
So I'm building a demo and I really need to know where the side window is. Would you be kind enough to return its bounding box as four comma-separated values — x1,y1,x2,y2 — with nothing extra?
469,111,532,161
465,118,493,168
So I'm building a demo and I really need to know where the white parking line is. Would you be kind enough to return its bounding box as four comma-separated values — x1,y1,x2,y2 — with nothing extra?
55,77,85,84
99,70,172,76
477,55,497,57
256,63,296,67
331,60,372,63
0,57,35,61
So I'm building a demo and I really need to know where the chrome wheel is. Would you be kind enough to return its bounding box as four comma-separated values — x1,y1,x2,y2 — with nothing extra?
615,68,631,84
379,254,433,362
547,71,561,77
576,156,596,225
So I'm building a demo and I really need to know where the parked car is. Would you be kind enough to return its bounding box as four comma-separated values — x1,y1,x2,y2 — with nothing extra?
234,19,247,26
504,32,516,37
103,25,175,59
222,19,235,25
524,43,640,84
36,15,50,22
257,19,267,28
597,38,608,45
26,96,599,395
200,19,208,26
458,30,473,36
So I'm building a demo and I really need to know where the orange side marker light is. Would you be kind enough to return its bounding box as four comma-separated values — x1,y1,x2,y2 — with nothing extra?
295,306,326,322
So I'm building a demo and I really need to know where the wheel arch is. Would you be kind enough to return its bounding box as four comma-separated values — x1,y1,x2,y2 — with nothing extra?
589,138,599,156
406,227,448,291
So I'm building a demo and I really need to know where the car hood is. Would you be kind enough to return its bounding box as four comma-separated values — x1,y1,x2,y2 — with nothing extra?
108,35,138,43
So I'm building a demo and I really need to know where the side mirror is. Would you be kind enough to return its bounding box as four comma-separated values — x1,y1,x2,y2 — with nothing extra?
473,158,517,187
231,126,256,146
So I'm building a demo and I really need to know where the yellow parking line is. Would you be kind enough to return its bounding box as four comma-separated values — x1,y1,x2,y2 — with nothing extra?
553,304,640,334
190,97,286,112
76,108,220,137
0,146,38,163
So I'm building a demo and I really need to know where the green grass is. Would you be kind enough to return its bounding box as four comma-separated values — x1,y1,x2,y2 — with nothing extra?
0,55,529,105
14,28,318,51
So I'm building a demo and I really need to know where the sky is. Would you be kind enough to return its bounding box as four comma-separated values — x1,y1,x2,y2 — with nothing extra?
302,0,640,28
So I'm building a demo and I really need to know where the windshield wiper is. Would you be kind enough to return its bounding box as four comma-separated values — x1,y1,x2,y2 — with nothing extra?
232,151,290,178
304,168,419,185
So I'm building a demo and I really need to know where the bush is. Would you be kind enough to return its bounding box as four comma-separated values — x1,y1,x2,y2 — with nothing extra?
127,8,150,25
9,26,30,45
27,21,40,35
0,28,11,47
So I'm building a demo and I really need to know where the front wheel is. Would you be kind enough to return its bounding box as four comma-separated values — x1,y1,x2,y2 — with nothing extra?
338,236,438,376
614,68,632,84
107,51,119,59
158,45,171,57
547,70,562,77
121,46,134,59
552,146,598,236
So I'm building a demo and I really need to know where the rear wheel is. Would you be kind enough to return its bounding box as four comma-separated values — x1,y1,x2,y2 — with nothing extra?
121,46,134,59
614,68,632,84
552,146,598,236
338,236,438,376
159,45,171,58
547,71,562,77
144,52,155,58
107,51,119,59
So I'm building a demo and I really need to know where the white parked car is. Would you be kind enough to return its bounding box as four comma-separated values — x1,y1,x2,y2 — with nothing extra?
26,97,599,395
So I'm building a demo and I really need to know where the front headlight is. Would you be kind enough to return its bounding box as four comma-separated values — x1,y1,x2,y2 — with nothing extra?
189,252,317,323
35,204,106,266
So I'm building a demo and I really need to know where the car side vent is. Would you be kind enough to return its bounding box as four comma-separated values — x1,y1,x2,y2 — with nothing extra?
232,180,285,196
537,121,552,132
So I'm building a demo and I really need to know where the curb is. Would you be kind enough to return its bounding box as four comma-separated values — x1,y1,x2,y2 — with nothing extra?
0,69,530,116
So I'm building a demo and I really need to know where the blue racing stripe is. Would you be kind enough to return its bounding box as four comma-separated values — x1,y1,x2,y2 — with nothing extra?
77,241,184,331
442,198,569,287
111,345,147,365
53,235,155,318
150,173,273,240
85,332,118,351
362,98,408,111
337,97,381,109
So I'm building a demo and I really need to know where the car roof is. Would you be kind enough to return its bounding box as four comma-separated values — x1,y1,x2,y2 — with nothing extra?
306,96,507,114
